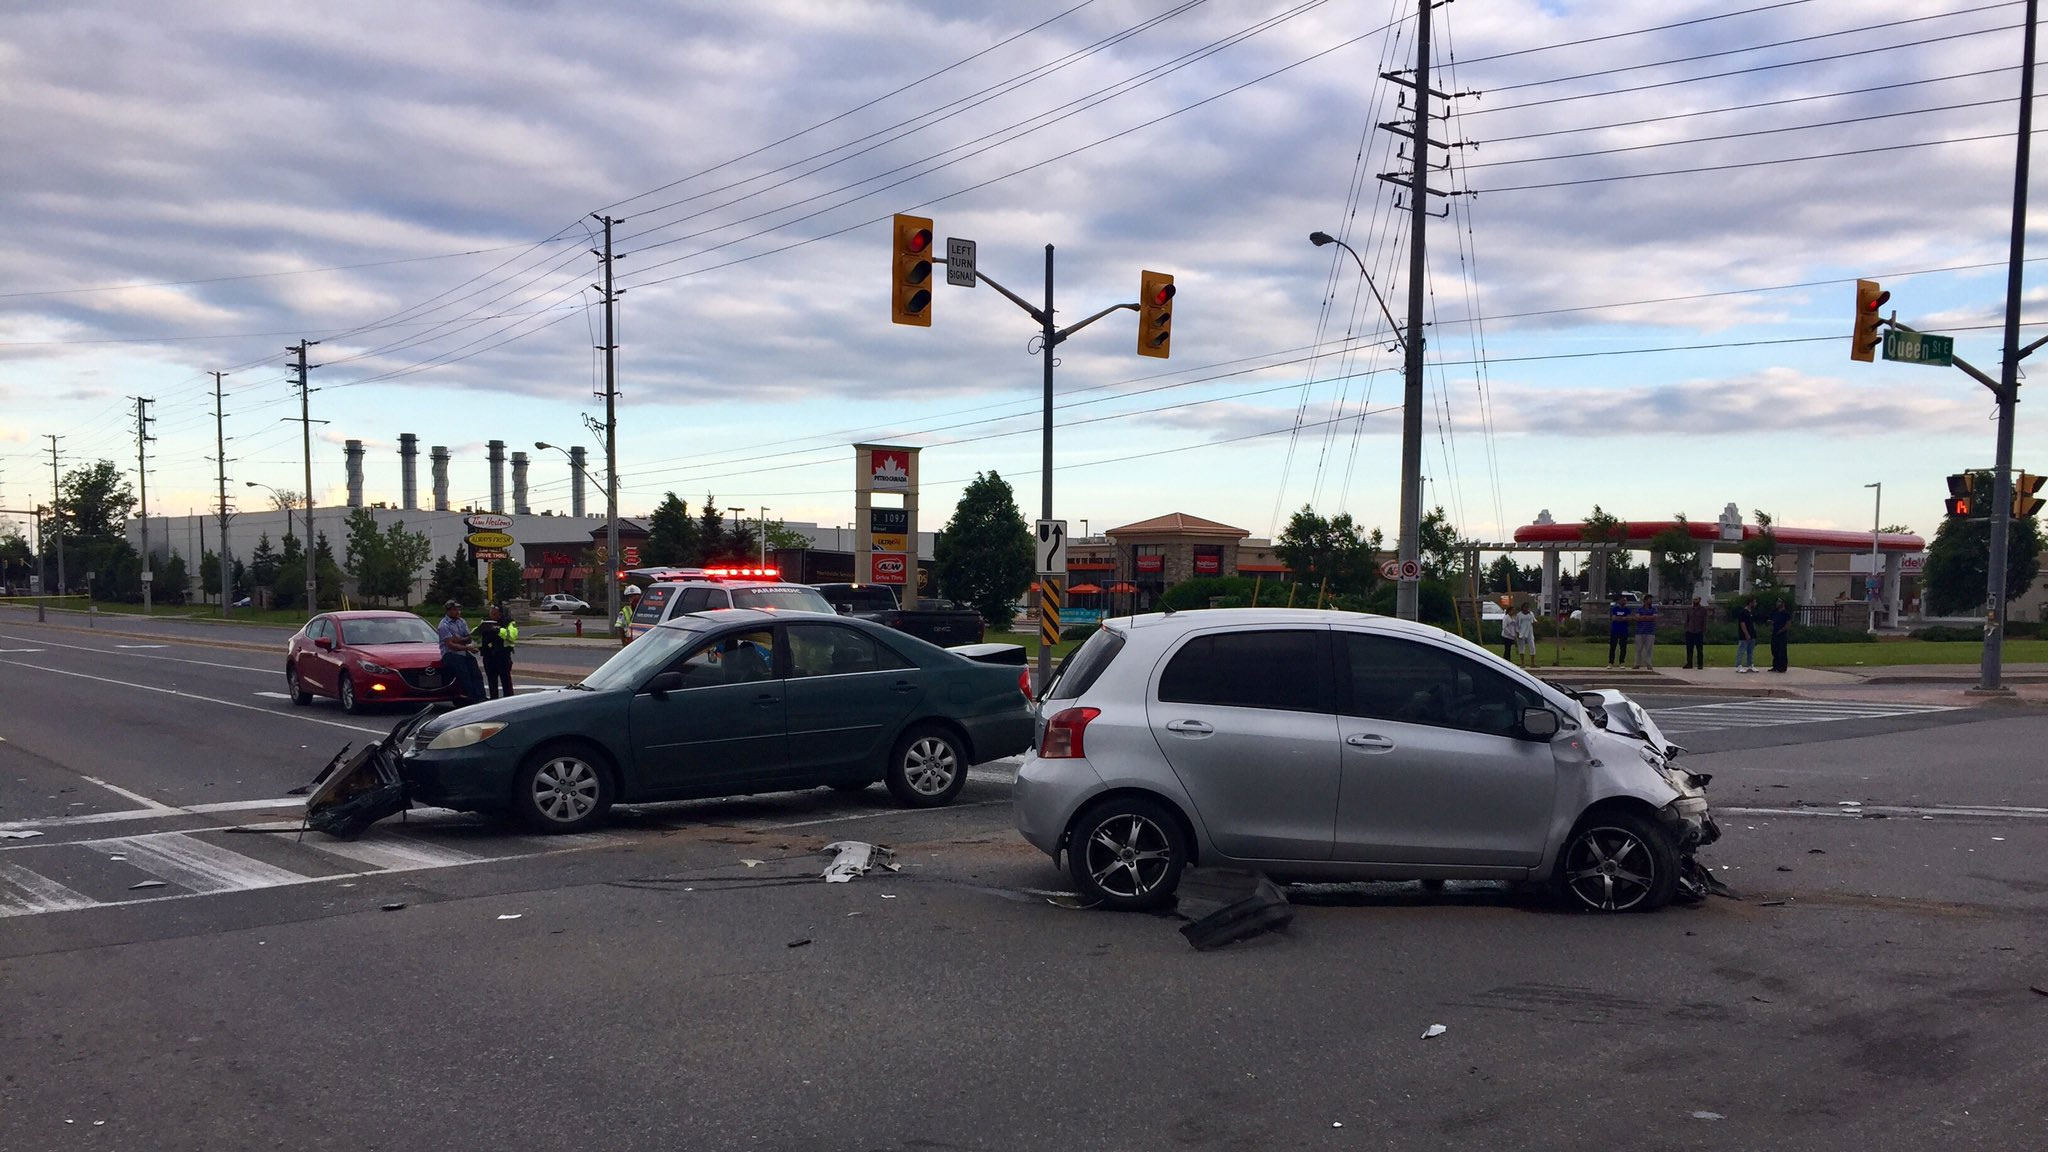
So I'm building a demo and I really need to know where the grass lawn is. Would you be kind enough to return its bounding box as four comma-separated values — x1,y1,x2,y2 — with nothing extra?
1519,636,2048,669
989,630,1083,662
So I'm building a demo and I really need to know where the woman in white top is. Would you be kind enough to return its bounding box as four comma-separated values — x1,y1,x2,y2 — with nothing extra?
1512,606,1538,666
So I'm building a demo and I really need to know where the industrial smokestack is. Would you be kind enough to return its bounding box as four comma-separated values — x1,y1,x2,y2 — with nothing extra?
510,451,530,515
487,439,506,514
398,433,419,510
344,440,365,508
430,446,450,512
569,446,588,518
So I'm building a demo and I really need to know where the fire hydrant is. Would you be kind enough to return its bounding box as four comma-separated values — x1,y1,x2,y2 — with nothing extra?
574,618,583,637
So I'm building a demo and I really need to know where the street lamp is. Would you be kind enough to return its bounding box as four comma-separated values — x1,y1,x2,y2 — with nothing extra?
758,506,771,569
537,441,618,638
1311,228,1420,621
1865,481,1882,632
246,480,316,620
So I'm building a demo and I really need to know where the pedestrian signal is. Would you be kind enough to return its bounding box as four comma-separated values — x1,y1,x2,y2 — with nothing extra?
891,214,934,326
2016,471,2046,518
1944,473,1977,519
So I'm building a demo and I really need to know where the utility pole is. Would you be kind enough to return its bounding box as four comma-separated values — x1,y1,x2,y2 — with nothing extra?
131,396,156,611
1376,0,1468,620
758,506,770,569
212,370,232,617
590,214,624,639
45,434,64,598
288,341,321,621
1982,0,2037,693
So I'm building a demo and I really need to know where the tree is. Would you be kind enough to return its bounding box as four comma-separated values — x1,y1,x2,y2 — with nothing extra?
452,543,484,606
1275,506,1381,596
0,530,32,588
763,519,812,551
1418,506,1465,583
1580,504,1628,587
314,533,345,608
726,518,760,565
1922,514,2043,616
424,555,459,607
343,508,389,601
231,557,249,601
200,550,221,603
273,532,306,610
248,533,280,602
382,521,432,606
697,495,726,561
1484,554,1541,595
58,460,136,540
489,557,523,603
1740,509,1779,587
158,553,189,606
263,488,302,512
643,493,699,567
1648,513,1701,595
933,471,1033,628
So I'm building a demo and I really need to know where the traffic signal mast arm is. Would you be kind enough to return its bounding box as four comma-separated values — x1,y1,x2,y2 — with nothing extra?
1882,316,2010,399
947,259,1138,345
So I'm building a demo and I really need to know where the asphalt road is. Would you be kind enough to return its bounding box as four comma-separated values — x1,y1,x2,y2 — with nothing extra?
2,621,2044,1151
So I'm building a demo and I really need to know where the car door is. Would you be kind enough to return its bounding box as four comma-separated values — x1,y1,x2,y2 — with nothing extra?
303,617,340,694
627,626,786,796
780,622,923,781
1331,631,1558,867
1145,627,1339,862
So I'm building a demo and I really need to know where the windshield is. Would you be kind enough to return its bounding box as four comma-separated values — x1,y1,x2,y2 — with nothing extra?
731,586,834,614
341,617,440,646
579,620,710,691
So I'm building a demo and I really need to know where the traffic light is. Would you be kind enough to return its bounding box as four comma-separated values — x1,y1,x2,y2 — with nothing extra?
1138,269,1175,358
2016,471,2046,518
1945,473,1974,519
891,213,934,326
1851,278,1889,363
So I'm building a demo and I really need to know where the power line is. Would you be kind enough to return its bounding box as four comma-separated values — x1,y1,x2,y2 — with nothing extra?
0,242,556,301
1450,0,1819,67
1480,129,2028,193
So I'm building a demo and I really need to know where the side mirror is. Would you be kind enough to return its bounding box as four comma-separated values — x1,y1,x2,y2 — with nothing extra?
1520,707,1559,739
313,636,334,651
644,670,686,698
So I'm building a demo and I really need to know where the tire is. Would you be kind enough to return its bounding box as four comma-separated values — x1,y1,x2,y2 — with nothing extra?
828,780,874,794
1067,795,1189,912
1556,809,1679,913
286,662,313,706
337,674,363,715
513,743,615,834
883,725,968,808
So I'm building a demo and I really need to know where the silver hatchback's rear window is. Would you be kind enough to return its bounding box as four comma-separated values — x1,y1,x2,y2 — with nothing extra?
1046,628,1125,701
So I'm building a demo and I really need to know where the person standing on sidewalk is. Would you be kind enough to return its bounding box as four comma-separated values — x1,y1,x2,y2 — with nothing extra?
1769,598,1793,673
1632,598,1660,669
1734,597,1759,673
1499,603,1521,663
1682,596,1710,669
1607,593,1631,668
477,604,518,699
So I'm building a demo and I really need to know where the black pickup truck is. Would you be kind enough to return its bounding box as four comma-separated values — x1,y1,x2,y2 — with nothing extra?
811,583,987,648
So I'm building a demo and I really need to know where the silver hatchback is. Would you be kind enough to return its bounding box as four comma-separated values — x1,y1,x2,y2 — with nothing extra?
1013,609,1718,913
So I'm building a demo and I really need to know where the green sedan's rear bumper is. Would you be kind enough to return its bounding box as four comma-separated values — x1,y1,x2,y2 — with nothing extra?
961,709,1034,763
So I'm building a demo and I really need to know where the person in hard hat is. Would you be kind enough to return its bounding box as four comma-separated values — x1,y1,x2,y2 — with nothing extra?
617,585,642,645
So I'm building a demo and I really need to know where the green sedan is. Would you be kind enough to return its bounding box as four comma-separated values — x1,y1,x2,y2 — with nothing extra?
399,609,1034,832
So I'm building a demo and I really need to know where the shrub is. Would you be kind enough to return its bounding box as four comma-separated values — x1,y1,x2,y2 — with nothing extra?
1909,624,1979,642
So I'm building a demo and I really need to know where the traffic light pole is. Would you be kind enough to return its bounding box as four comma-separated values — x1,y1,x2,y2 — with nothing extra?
954,247,1137,692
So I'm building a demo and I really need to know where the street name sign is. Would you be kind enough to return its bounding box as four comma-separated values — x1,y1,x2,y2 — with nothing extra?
1882,329,1954,367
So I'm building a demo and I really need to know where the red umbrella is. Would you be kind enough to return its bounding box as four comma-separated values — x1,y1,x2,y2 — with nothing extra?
1109,582,1138,594
1068,583,1104,595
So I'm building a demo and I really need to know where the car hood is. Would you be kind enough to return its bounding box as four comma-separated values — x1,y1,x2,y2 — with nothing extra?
350,643,444,666
419,684,589,732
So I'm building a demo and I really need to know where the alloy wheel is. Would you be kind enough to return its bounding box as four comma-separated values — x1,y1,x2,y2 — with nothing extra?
531,757,601,824
339,677,356,712
1563,825,1657,912
901,736,958,797
1083,813,1175,900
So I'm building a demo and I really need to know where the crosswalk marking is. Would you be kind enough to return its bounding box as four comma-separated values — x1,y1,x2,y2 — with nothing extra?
307,834,482,872
90,832,308,894
0,859,97,916
1648,699,1958,735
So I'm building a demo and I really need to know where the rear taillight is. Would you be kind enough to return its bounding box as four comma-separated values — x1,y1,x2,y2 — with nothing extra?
1018,669,1033,700
1040,707,1100,759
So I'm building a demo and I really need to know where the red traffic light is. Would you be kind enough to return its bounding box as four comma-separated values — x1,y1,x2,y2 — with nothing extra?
1150,282,1176,307
907,228,931,254
1863,289,1891,313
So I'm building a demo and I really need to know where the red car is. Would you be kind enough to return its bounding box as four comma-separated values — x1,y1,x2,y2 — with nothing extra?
285,610,462,713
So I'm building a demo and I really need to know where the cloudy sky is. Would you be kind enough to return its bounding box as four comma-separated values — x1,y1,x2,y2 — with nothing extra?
1,0,2040,554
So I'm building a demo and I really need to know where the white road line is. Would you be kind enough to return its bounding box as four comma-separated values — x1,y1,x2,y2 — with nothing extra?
0,797,305,833
748,799,1007,830
0,859,98,917
90,833,308,893
1720,804,2048,820
306,835,482,872
0,631,274,674
254,690,294,700
114,644,168,649
184,797,306,814
0,657,386,736
78,774,177,812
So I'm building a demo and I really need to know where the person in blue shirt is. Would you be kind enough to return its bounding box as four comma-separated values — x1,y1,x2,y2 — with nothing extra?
1632,598,1660,669
1606,593,1631,668
436,600,486,703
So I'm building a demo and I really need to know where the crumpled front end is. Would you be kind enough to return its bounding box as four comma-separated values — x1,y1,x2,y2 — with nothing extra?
1576,689,1725,902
